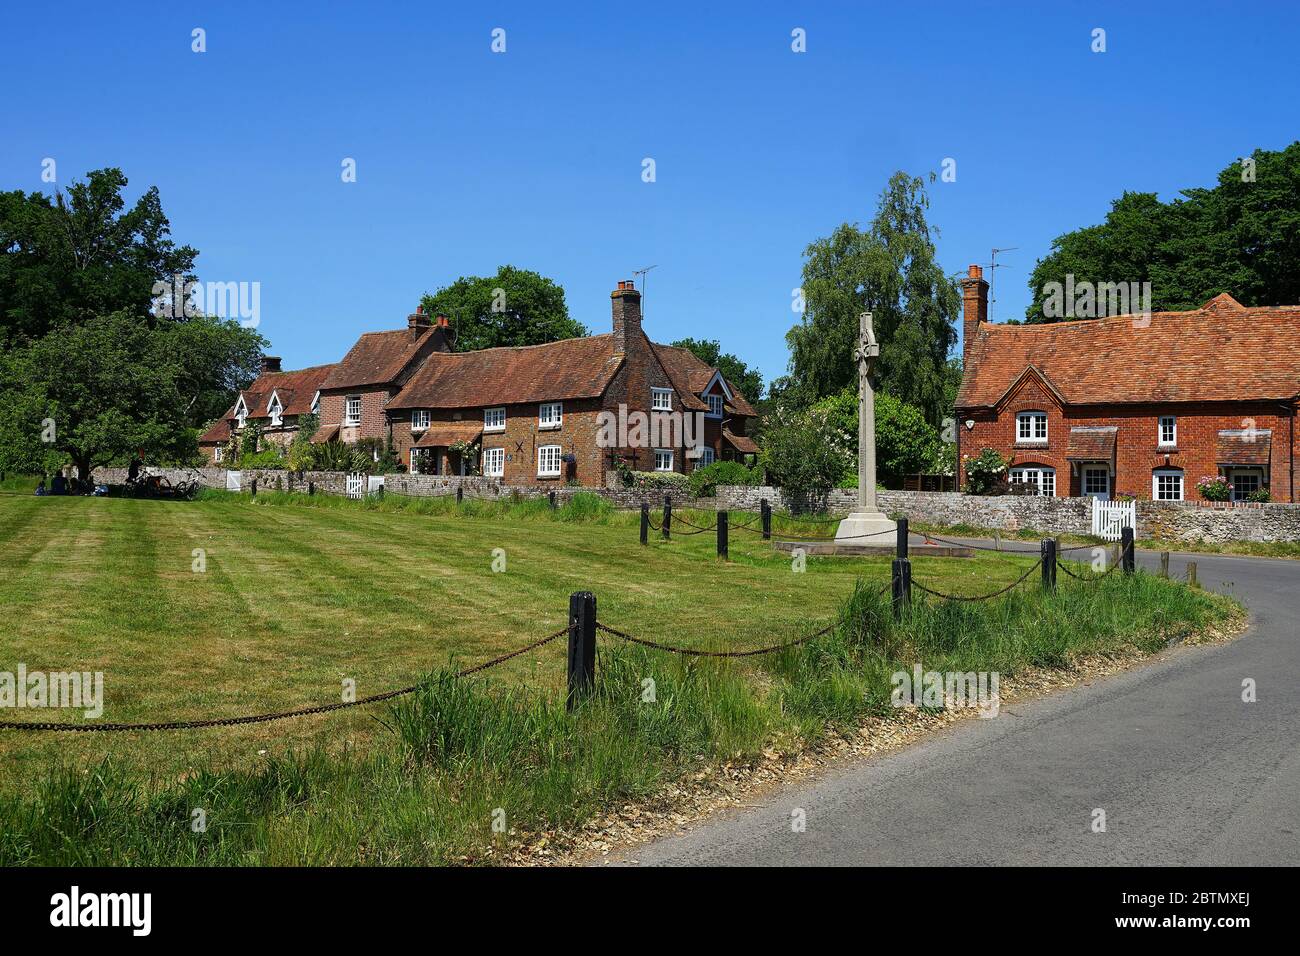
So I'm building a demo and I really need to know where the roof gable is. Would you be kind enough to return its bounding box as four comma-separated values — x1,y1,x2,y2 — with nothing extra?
321,328,432,392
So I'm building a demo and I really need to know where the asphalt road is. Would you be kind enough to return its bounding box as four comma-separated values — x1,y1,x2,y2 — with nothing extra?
611,547,1299,866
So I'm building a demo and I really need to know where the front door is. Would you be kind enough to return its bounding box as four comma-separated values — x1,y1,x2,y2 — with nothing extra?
1083,466,1110,500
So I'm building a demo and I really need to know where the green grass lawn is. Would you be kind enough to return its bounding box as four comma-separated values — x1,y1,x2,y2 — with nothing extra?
0,490,1237,864
0,490,1037,780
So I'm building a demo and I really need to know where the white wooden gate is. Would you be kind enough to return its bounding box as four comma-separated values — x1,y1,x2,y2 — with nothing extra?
367,475,385,495
1091,498,1135,541
346,473,365,499
226,470,242,492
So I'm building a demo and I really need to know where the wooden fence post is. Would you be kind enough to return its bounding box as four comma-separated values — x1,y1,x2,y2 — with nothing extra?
456,486,463,504
1160,552,1170,578
1041,539,1057,591
717,510,729,560
1187,561,1198,588
761,498,771,540
250,478,257,498
567,591,596,711
308,481,315,496
640,503,649,545
662,495,672,540
891,558,911,619
549,490,557,510
896,517,909,560
1121,527,1135,575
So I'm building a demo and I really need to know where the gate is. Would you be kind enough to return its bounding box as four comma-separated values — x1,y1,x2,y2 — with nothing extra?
1091,498,1135,541
346,473,365,499
226,470,242,492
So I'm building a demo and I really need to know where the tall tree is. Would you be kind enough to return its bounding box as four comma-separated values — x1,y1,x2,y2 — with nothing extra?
785,172,958,425
0,168,198,347
668,337,764,402
421,265,587,352
1024,142,1300,322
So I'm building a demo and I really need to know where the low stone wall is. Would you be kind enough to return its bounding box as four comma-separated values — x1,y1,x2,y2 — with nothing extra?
92,466,226,488
714,485,1300,543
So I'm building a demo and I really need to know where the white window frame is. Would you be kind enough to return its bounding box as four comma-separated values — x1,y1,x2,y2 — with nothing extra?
267,394,283,427
651,388,673,412
344,395,362,426
1009,466,1055,497
1226,468,1262,502
537,444,562,477
484,407,506,433
1082,466,1110,499
538,402,563,430
1153,469,1184,501
213,445,223,463
310,391,321,415
1016,411,1048,444
1158,415,1177,447
410,409,431,431
483,447,505,477
706,394,725,419
654,448,674,472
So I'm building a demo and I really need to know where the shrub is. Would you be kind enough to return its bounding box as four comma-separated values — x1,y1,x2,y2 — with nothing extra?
687,460,761,498
1246,487,1271,503
1196,475,1230,501
962,448,1009,495
626,470,689,491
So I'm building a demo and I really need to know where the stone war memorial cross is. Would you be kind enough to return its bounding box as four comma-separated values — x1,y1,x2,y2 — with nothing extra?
835,311,898,542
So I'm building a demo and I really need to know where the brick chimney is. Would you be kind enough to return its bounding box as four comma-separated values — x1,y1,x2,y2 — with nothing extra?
260,355,282,374
611,279,642,353
408,304,432,336
429,314,454,353
961,264,989,366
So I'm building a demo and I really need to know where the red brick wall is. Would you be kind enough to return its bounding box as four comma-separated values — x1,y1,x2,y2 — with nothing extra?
958,380,1297,501
318,388,393,444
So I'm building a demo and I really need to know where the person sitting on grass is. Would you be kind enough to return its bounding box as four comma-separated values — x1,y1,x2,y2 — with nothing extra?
51,473,67,495
34,479,47,496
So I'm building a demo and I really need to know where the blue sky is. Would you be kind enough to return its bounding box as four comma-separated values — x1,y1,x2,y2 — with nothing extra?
3,1,1297,389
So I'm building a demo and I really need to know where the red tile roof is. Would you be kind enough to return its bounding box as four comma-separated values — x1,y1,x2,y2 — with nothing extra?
198,418,232,445
388,334,625,410
650,343,757,416
412,422,484,448
321,328,432,391
312,423,340,443
1065,426,1117,462
1216,429,1272,466
957,296,1300,408
723,428,759,454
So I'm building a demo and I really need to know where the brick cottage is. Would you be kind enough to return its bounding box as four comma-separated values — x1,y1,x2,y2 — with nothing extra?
198,358,336,464
200,281,758,486
955,264,1300,503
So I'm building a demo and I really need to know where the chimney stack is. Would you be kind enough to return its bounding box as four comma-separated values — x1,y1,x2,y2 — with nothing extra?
430,314,454,353
261,355,282,374
611,279,643,353
408,304,432,335
961,264,988,366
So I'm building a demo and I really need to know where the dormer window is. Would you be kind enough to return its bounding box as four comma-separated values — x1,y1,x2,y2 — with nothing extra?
310,391,321,415
1016,411,1048,444
411,410,431,431
539,402,562,430
652,388,673,412
706,394,724,418
234,395,248,429
268,395,283,427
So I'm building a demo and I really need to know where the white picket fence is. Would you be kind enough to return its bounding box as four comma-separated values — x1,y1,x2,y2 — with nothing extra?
345,473,365,499
1091,498,1136,541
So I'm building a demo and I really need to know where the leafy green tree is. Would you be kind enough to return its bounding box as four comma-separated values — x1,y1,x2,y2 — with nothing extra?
0,168,198,347
1025,143,1300,322
421,265,587,352
810,388,940,487
668,338,764,403
0,312,196,477
785,171,959,425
